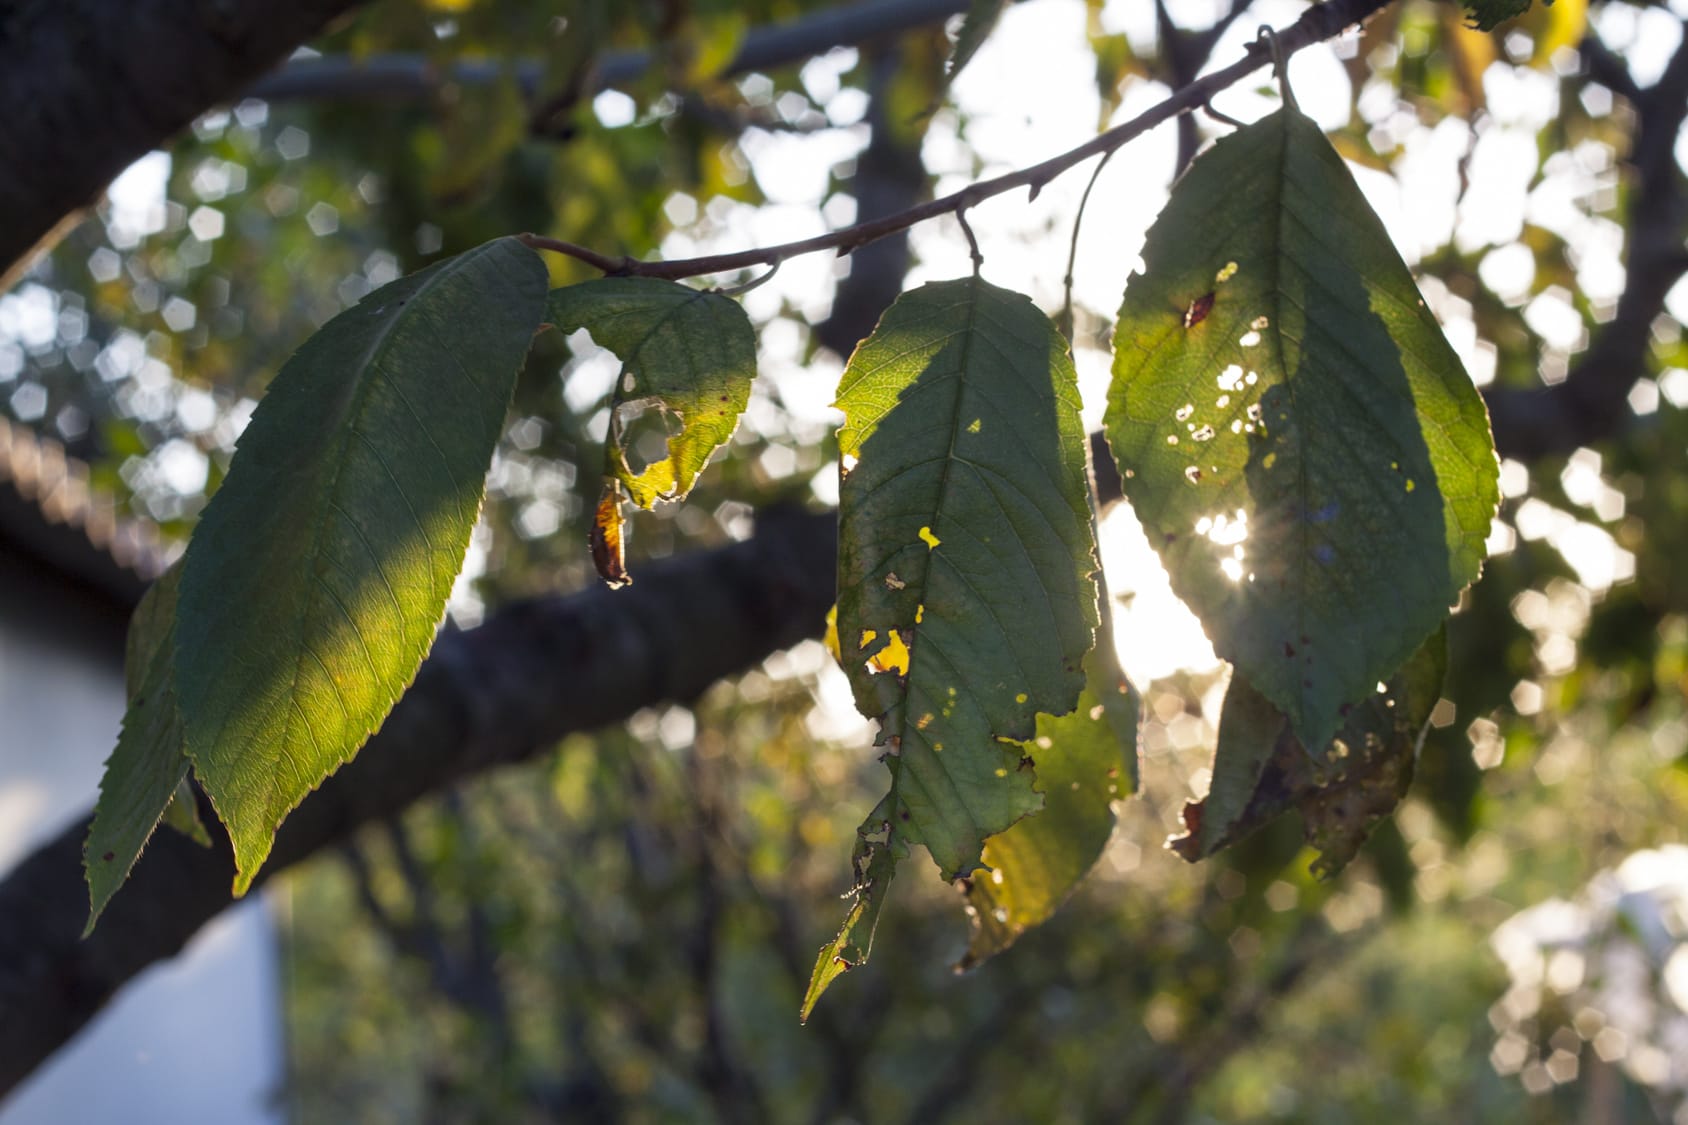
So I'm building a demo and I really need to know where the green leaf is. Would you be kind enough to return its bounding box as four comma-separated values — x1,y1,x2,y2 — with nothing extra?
175,237,548,893
836,276,1098,880
1105,105,1497,752
956,637,1138,971
85,566,192,933
1171,628,1448,878
158,775,212,847
546,278,756,510
1463,0,1534,32
946,0,1006,83
801,796,905,1023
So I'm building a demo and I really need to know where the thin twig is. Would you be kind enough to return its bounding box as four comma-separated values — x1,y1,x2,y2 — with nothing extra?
1059,148,1119,340
519,0,1393,282
714,260,782,297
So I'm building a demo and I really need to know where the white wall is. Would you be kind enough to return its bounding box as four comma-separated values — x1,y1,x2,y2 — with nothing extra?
0,599,287,1125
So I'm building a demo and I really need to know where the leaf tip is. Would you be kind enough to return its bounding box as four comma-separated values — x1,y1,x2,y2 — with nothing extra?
800,950,850,1024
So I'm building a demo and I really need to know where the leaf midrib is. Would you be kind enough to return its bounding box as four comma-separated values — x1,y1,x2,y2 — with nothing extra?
895,277,990,848
1266,110,1315,739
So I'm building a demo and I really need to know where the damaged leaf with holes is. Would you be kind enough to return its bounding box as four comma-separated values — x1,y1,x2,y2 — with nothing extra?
1105,104,1497,755
546,277,757,580
807,276,1098,1012
801,795,905,1023
1172,627,1447,878
958,630,1137,971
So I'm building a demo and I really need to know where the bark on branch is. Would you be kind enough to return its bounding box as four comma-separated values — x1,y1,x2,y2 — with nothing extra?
0,507,836,1100
0,0,367,289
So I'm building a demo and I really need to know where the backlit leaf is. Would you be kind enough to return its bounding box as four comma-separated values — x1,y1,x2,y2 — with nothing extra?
546,277,756,517
837,276,1098,881
175,237,548,893
957,634,1137,970
807,277,1097,1014
801,795,904,1023
85,566,192,932
1105,105,1497,753
1171,628,1448,877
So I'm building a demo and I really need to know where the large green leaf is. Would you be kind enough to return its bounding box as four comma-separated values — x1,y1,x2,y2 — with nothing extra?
84,566,193,932
546,277,756,510
957,634,1137,971
175,237,548,893
1105,105,1497,753
1172,628,1448,878
806,277,1098,1014
836,276,1099,882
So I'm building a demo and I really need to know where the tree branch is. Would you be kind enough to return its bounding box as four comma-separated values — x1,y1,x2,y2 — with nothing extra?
1484,18,1688,462
0,506,836,1100
518,0,1396,281
0,0,369,290
248,0,974,104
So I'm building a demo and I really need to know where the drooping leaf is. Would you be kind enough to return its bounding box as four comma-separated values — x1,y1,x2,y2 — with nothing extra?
546,277,756,519
175,237,548,893
1187,664,1286,859
1171,627,1448,878
801,795,905,1023
158,774,211,847
946,0,1006,83
86,566,193,932
957,635,1138,971
836,276,1099,882
1105,105,1497,753
590,481,631,588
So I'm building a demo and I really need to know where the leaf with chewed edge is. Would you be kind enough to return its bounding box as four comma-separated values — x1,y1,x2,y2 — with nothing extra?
805,277,1097,1016
958,633,1138,970
801,795,905,1023
1171,627,1447,877
175,237,548,894
546,277,756,514
836,277,1098,882
1105,104,1496,756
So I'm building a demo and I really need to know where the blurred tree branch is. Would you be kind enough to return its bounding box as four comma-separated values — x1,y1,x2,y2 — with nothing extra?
249,0,974,106
1485,17,1688,461
0,0,369,290
0,506,836,1098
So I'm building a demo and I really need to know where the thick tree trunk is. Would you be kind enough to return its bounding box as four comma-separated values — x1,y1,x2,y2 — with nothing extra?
0,0,365,286
0,507,836,1100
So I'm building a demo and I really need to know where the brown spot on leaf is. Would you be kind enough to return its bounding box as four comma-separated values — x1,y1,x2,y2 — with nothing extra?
1183,291,1215,328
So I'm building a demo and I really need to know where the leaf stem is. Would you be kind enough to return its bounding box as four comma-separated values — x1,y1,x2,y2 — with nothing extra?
519,0,1394,283
955,208,984,273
